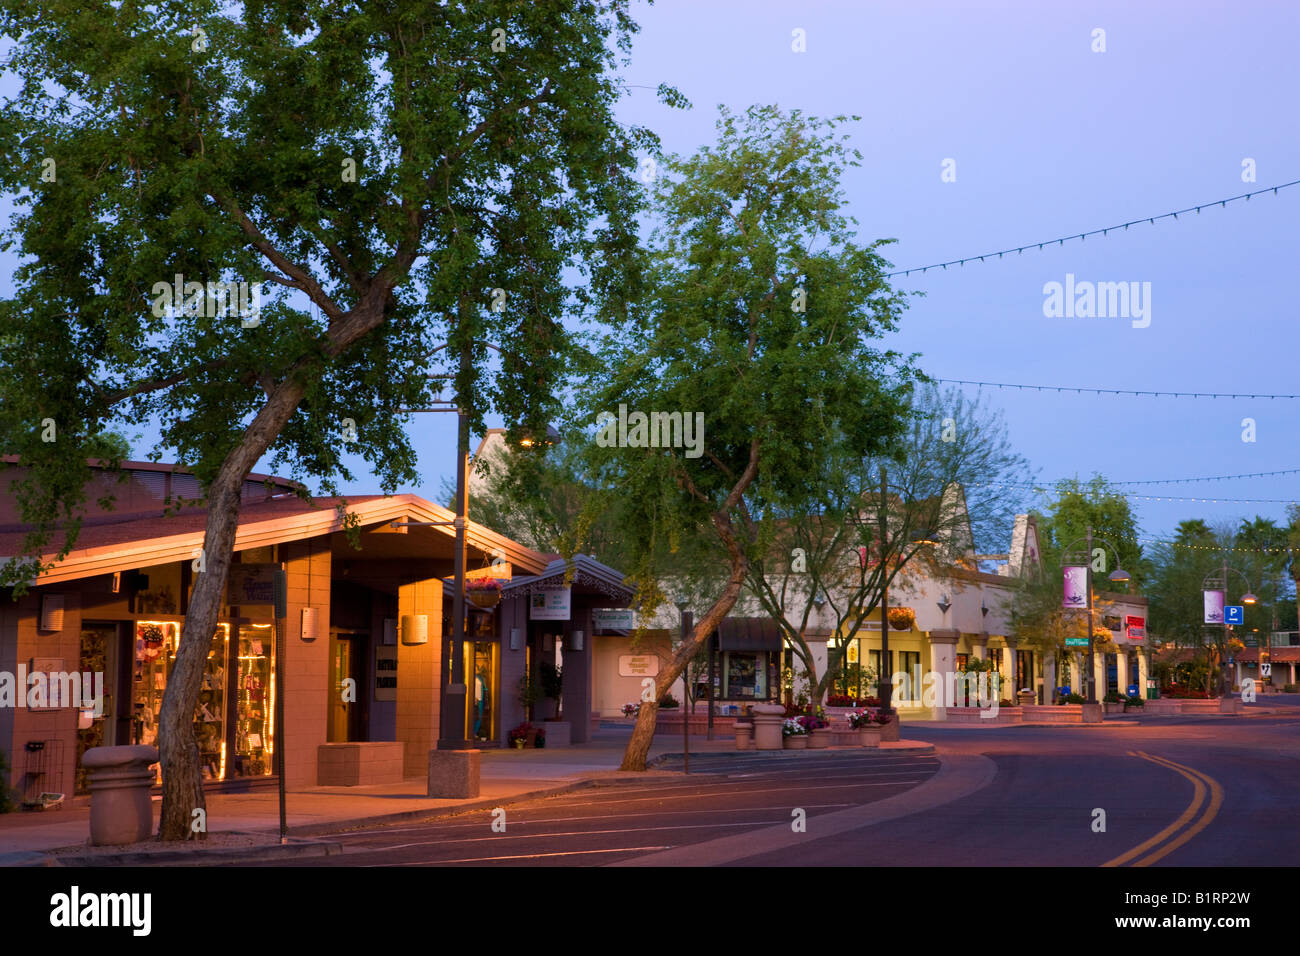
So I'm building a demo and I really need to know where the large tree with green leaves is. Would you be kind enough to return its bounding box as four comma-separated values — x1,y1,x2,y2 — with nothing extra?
1036,475,1148,589
742,382,1032,705
0,0,663,838
576,104,921,771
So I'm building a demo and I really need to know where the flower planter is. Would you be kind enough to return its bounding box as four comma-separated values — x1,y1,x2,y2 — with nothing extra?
512,739,526,749
858,727,882,748
1143,698,1180,717
1023,704,1083,723
879,717,900,742
808,727,833,749
467,589,500,609
1103,702,1126,715
751,703,786,750
783,734,808,749
943,706,1023,724
734,722,754,750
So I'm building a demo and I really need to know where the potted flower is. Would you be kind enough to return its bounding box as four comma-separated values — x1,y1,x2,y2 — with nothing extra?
621,702,640,718
507,722,536,749
887,607,916,631
804,710,832,748
466,576,503,609
782,717,809,749
1102,691,1126,715
1123,694,1145,711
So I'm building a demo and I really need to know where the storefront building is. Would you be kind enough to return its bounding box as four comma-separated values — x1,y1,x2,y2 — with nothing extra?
0,460,625,802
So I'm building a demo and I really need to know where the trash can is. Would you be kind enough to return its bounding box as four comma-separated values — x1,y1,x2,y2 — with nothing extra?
1146,679,1158,700
82,745,158,846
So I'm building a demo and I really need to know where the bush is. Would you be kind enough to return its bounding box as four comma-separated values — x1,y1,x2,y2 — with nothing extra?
1124,695,1145,708
1284,683,1298,693
658,693,679,708
1102,692,1125,703
1059,693,1087,704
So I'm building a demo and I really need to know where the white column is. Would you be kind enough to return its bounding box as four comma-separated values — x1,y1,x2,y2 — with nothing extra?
1042,652,1056,704
928,629,959,719
1116,653,1129,696
1137,650,1149,696
1093,652,1107,699
1071,653,1083,695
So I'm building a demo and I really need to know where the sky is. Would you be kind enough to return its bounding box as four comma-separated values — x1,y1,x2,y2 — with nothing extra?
5,0,1299,554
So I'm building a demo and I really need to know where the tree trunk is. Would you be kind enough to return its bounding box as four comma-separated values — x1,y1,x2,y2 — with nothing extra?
156,380,307,839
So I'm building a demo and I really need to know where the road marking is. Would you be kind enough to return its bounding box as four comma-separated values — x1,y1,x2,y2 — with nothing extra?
1101,751,1223,868
349,820,789,853
373,845,673,866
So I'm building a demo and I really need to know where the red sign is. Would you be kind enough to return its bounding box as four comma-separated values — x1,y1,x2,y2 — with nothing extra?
1125,615,1145,640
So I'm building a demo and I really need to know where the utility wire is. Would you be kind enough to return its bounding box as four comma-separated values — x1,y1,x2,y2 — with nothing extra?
934,378,1300,401
886,178,1300,278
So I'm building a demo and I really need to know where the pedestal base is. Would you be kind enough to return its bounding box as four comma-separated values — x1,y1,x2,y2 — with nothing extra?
428,749,481,798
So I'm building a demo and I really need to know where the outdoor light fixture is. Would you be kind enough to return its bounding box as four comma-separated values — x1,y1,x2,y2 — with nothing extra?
937,596,952,615
1108,567,1131,583
1243,592,1258,605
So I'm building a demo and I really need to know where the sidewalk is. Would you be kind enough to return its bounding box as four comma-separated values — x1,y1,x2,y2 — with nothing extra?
0,729,808,860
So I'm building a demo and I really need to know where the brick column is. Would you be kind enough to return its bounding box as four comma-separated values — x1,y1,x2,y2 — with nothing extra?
396,578,443,778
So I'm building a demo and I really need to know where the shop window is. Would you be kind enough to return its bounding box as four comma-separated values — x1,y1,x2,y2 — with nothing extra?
234,625,275,776
722,652,764,699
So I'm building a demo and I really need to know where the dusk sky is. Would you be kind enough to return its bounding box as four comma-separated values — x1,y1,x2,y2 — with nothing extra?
7,1,1298,552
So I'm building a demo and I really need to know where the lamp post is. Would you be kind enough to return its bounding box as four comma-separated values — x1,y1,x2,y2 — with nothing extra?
1202,564,1256,696
394,339,556,750
675,597,692,773
1060,528,1130,704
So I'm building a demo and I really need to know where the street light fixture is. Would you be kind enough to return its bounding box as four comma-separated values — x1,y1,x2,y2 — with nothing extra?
1060,527,1130,704
1202,564,1256,695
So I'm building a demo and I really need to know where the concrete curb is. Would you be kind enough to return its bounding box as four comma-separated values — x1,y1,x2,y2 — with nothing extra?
45,836,343,867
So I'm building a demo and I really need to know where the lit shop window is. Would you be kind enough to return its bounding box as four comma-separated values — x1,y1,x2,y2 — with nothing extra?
234,625,275,776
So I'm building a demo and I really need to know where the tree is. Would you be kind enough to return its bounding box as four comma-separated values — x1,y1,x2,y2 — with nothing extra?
576,104,920,770
0,1,662,838
1037,476,1148,589
742,382,1032,706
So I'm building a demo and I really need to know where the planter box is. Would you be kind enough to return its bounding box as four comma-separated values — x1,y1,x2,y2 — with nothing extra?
653,713,740,737
1081,703,1104,723
1176,698,1223,715
808,727,833,749
1103,702,1126,715
1022,704,1083,723
943,706,1023,724
858,727,882,748
734,722,754,750
317,742,405,787
783,735,808,749
880,718,900,742
541,720,571,748
1143,698,1180,717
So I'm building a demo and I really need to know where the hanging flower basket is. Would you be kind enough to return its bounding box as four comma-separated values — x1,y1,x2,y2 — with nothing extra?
466,577,503,609
887,607,916,631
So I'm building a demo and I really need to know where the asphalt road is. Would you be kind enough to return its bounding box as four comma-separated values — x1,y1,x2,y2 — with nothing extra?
251,703,1300,867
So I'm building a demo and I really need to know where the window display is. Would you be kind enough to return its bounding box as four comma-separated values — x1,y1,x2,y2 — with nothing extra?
234,625,275,776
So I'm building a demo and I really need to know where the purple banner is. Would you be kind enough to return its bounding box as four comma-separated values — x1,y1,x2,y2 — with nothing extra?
1203,589,1224,624
1062,566,1088,608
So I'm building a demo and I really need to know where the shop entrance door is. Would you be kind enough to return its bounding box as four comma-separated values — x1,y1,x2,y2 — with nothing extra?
328,631,366,742
464,641,498,743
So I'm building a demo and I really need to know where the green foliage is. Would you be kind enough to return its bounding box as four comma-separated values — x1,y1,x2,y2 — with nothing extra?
576,103,921,626
0,749,12,813
1037,476,1148,590
0,0,664,583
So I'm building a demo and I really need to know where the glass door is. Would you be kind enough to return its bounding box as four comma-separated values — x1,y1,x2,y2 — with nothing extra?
233,624,275,777
464,641,498,743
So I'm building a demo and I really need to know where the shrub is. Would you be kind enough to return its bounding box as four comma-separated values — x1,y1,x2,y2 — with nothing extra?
0,750,12,814
1059,693,1087,704
1283,683,1298,693
1103,692,1125,703
658,693,679,708
1124,695,1145,708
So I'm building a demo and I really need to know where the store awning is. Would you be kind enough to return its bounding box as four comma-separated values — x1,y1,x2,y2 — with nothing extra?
716,617,783,652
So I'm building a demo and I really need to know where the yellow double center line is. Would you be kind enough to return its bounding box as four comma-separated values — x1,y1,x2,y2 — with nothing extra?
1101,751,1224,867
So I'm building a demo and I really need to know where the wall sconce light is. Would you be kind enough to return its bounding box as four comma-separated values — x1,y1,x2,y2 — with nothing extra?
40,594,65,632
937,596,952,616
301,607,319,642
571,629,584,651
401,613,428,646
509,628,521,651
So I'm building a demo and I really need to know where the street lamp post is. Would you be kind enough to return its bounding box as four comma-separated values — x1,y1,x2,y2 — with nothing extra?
1061,527,1130,704
675,597,692,773
395,338,556,750
1202,563,1256,696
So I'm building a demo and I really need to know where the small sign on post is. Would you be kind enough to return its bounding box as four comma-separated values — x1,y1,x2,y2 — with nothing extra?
1224,605,1245,626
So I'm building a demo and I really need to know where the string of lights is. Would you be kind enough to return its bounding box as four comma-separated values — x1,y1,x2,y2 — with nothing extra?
885,178,1300,278
1112,467,1300,486
933,378,1300,400
1137,537,1296,555
972,481,1296,506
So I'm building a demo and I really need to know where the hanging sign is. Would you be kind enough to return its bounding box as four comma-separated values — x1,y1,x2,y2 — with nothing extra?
1062,567,1088,608
593,608,636,631
1203,589,1224,624
529,586,571,621
228,563,278,605
466,564,511,584
1125,615,1145,640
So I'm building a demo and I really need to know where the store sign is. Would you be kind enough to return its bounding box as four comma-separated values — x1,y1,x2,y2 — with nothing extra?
1203,589,1224,624
1064,637,1089,647
228,563,278,605
618,654,659,677
1125,615,1145,640
374,645,397,701
593,608,636,631
1062,567,1088,608
529,586,571,621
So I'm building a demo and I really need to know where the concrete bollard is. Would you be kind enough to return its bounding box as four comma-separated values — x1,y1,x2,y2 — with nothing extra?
82,745,159,846
733,721,754,750
428,749,481,798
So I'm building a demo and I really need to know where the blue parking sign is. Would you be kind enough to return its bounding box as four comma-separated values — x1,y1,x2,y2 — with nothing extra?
1225,605,1245,625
